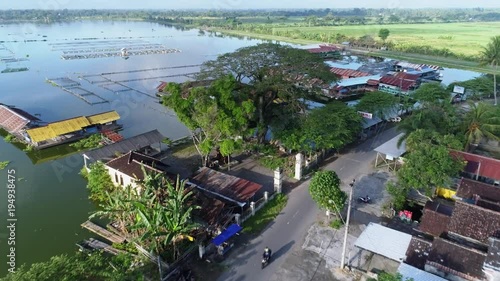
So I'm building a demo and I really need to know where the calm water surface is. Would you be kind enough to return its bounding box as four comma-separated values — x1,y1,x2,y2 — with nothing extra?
0,21,263,276
0,20,481,276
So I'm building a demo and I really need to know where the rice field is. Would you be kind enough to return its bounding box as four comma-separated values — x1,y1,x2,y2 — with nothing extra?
271,22,500,56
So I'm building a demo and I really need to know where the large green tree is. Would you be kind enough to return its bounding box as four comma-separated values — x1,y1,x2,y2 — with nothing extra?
163,75,255,166
356,91,399,120
309,170,347,216
396,130,464,198
461,102,500,150
302,102,362,151
196,43,337,141
397,101,460,147
0,252,144,281
378,28,390,42
86,161,115,202
479,35,500,106
412,82,450,104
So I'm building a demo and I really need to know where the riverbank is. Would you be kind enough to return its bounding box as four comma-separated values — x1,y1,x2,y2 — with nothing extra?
203,28,499,75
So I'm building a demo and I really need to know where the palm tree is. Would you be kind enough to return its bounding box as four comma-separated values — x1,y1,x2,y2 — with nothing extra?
480,36,500,106
462,102,500,151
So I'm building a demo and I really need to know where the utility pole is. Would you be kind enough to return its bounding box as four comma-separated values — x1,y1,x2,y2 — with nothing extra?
340,179,355,269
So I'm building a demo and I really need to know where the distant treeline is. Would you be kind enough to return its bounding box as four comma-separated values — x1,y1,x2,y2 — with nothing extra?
1,8,500,23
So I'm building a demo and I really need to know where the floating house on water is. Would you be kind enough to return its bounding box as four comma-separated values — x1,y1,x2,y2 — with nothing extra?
0,104,43,138
378,72,421,95
23,110,121,149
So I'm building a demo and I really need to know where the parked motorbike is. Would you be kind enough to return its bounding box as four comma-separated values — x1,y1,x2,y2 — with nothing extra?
358,196,371,203
261,254,271,269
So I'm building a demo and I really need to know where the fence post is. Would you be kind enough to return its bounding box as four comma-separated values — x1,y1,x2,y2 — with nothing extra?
250,202,256,216
274,167,283,193
295,153,303,180
198,243,205,259
264,191,269,202
235,213,241,225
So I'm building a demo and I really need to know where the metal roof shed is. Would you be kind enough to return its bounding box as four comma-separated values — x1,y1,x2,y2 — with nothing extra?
374,133,406,170
398,263,447,281
354,222,412,262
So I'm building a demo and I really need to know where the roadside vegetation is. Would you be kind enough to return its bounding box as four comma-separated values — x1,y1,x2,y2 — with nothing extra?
242,193,288,234
386,75,500,210
0,252,149,281
0,161,9,170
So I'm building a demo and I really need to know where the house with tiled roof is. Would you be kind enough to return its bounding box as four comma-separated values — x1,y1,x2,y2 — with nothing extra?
451,150,500,185
425,237,488,280
0,103,41,136
104,151,174,192
419,201,453,237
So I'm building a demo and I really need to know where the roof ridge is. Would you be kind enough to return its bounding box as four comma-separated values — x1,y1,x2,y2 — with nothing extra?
105,150,132,165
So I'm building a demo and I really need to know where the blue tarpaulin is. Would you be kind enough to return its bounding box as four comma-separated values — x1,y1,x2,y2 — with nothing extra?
211,224,242,246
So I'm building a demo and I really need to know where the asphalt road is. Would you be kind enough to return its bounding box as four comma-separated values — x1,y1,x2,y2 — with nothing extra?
217,126,399,281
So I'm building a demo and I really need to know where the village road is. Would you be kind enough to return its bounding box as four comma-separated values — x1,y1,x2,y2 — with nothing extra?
217,126,400,281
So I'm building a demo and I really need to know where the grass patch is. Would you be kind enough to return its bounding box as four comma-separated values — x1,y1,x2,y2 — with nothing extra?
329,218,344,230
0,161,10,170
242,193,288,234
171,141,198,158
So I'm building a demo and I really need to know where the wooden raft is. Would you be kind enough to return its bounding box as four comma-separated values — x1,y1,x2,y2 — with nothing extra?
81,220,125,244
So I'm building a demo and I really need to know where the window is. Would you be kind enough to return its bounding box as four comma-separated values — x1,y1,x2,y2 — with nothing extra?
114,173,118,183
120,175,124,186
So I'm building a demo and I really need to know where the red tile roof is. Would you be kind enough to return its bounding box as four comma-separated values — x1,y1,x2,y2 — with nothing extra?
447,200,500,243
427,237,487,280
366,79,380,86
330,67,370,78
188,167,263,207
451,150,500,181
156,81,168,92
456,178,500,202
419,201,453,237
405,237,433,269
0,104,39,134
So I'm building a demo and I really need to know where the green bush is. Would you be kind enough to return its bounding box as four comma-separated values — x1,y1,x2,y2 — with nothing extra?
0,161,9,170
329,219,344,230
70,134,104,150
3,134,15,143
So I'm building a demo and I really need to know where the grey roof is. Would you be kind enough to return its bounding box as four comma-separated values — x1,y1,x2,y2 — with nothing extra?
374,133,406,158
354,222,412,262
83,130,165,162
485,237,500,271
398,263,447,281
362,116,383,129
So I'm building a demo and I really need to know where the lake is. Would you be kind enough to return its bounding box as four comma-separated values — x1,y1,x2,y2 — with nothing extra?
0,20,482,277
0,20,265,276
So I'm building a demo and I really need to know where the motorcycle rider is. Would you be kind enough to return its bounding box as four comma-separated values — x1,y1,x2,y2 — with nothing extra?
263,247,272,261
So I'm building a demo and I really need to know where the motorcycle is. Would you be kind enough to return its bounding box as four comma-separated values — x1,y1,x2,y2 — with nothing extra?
358,196,371,203
261,254,271,269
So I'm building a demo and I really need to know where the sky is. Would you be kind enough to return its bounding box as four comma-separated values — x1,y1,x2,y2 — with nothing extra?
1,0,500,10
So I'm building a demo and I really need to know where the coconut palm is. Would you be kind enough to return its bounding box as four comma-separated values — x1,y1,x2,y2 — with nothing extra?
462,102,500,151
480,36,500,106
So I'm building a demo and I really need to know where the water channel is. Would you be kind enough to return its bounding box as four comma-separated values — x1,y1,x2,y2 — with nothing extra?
0,20,481,276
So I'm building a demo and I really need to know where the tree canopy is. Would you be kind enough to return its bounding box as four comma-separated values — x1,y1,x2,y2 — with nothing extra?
163,75,255,166
356,91,399,120
0,252,144,281
378,28,390,42
396,130,464,197
412,82,450,104
461,102,500,150
86,161,115,202
309,170,347,214
479,35,500,105
196,43,337,141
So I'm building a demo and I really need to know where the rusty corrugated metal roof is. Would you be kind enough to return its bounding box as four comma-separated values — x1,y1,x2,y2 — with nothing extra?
330,67,370,78
188,167,263,207
451,150,500,181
